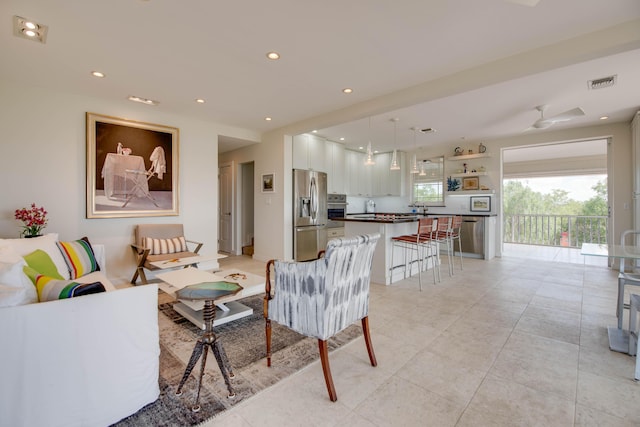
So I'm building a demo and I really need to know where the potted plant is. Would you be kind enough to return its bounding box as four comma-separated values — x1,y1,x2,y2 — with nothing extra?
14,203,48,238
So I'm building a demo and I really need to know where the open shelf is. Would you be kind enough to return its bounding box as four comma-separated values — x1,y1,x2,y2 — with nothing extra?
446,189,495,196
447,153,490,161
449,172,488,178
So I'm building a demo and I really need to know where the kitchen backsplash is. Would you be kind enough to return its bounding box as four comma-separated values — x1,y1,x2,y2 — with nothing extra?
346,194,496,215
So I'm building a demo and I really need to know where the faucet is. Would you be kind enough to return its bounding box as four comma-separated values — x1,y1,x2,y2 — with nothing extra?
422,206,429,215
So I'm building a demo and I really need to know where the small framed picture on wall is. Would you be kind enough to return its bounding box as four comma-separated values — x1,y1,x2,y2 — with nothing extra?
470,196,491,212
262,173,275,193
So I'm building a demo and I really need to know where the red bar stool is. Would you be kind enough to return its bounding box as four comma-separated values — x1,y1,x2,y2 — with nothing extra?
448,215,463,273
390,217,439,290
433,216,454,276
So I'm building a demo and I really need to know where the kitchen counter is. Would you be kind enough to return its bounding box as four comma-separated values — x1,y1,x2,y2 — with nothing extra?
343,212,497,220
336,213,421,224
341,213,497,268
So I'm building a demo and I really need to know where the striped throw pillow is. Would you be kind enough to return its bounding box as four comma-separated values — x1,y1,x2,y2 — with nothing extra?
56,237,100,280
35,275,105,302
144,236,187,255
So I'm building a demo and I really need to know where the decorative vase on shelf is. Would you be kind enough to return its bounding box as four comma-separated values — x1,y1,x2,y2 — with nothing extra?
23,234,42,239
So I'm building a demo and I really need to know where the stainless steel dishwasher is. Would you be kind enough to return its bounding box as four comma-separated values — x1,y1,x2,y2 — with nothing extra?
459,216,484,258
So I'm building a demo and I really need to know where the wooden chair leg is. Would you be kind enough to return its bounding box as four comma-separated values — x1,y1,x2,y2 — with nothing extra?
318,339,337,402
361,316,377,367
265,318,272,367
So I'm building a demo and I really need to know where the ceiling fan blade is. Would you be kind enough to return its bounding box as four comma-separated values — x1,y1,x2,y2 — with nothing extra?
546,107,585,123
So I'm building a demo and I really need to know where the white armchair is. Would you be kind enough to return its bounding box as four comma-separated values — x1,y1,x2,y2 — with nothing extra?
264,233,380,401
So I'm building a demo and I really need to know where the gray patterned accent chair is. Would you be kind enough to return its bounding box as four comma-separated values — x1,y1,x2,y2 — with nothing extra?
264,233,380,401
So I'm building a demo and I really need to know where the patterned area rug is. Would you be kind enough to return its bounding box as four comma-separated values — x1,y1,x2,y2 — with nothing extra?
112,292,362,426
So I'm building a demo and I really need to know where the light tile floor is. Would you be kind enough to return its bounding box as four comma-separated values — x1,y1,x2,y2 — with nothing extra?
200,252,639,426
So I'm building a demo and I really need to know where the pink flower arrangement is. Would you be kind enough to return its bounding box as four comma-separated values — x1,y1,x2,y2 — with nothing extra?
14,203,48,237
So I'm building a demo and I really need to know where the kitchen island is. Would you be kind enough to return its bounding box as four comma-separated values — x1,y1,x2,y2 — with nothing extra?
335,214,439,285
337,212,496,285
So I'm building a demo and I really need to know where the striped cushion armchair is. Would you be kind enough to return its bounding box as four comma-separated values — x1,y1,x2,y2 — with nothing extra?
264,233,380,401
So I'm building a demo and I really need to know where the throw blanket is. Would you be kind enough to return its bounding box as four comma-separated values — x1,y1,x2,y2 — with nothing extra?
150,146,166,179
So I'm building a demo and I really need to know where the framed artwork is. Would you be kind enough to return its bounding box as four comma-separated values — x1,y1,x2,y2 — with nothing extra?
462,176,480,190
262,173,275,193
470,196,491,212
86,112,179,218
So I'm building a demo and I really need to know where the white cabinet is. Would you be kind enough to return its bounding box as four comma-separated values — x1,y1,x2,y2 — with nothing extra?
292,134,327,172
373,152,405,196
325,140,345,194
345,150,372,196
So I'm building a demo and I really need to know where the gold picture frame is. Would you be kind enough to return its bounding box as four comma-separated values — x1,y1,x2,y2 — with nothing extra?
462,176,480,191
86,112,179,218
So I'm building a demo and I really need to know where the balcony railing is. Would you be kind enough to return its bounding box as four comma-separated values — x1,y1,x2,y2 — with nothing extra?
503,214,608,248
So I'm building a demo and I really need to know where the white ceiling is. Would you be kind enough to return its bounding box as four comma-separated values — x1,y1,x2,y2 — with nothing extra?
2,1,639,154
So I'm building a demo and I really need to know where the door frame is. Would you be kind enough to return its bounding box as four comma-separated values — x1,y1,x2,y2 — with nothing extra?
218,161,234,254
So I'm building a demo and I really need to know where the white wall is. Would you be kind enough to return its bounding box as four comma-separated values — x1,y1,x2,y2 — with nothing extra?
219,131,291,262
0,81,259,285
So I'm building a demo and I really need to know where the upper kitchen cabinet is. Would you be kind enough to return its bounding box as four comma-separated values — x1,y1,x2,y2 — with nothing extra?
292,134,327,172
325,140,345,194
373,151,405,196
345,150,372,197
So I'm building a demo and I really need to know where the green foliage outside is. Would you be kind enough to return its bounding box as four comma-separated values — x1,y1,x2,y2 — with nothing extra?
503,177,608,246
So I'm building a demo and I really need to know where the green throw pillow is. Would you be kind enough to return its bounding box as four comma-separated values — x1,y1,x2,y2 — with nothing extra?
23,249,64,280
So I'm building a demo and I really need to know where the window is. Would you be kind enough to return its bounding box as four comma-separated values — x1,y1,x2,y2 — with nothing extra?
412,156,445,206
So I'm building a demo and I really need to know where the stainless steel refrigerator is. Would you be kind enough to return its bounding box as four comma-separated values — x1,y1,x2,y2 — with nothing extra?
293,169,327,261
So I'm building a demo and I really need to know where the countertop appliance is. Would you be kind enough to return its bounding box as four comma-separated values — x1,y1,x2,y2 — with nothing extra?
327,193,347,228
459,216,485,258
293,169,327,261
365,199,376,213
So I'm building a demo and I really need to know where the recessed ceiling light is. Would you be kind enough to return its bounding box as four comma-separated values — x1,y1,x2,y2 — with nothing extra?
265,117,272,121
127,95,159,106
342,88,353,94
359,146,364,150
91,71,105,78
266,52,280,60
600,116,609,120
13,16,48,43
312,130,318,133
195,98,206,104
339,137,345,141
374,150,379,153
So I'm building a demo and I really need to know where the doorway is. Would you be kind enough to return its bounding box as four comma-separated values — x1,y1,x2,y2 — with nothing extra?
219,162,233,254
501,138,609,263
239,162,255,256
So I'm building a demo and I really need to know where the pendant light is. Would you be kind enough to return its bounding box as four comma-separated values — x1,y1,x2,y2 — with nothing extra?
390,118,400,170
419,160,427,176
410,127,419,174
364,117,375,166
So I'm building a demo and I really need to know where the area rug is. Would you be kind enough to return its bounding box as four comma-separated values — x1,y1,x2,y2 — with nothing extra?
112,293,362,426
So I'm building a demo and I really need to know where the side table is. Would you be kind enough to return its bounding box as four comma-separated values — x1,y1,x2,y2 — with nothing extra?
174,280,243,412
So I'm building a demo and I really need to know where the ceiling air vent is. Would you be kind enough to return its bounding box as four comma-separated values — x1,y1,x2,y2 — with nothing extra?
588,75,616,90
420,128,436,133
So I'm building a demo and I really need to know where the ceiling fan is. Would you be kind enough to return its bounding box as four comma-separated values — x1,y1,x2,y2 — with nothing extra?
527,104,585,130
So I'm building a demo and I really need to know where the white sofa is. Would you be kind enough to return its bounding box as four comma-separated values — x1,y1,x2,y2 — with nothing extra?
0,234,160,427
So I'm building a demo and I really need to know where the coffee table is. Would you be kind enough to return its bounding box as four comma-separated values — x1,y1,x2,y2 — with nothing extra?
157,267,264,329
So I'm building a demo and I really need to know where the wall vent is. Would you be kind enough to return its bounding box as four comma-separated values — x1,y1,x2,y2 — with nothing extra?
588,75,616,90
